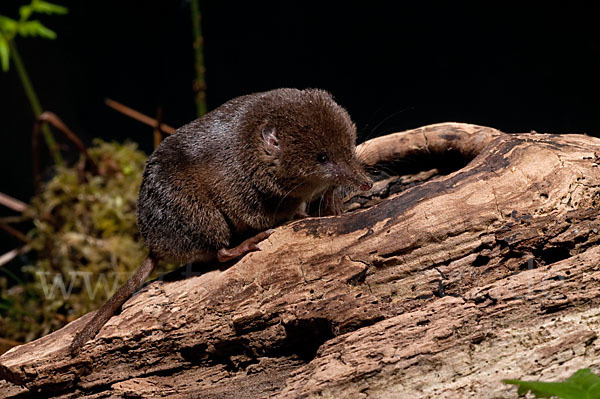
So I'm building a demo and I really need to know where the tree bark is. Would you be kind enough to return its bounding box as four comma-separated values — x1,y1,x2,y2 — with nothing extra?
1,123,599,398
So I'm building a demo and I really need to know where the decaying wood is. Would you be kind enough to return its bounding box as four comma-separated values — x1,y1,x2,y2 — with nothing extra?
1,122,599,398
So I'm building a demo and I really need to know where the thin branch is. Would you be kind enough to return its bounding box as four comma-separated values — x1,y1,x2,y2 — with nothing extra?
105,98,176,134
32,112,98,192
0,192,27,213
190,0,207,117
0,246,30,268
0,216,30,224
0,224,28,243
153,106,164,148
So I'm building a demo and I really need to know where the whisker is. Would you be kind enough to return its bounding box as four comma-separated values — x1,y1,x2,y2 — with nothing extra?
317,191,325,219
370,107,413,138
272,181,305,221
356,106,414,163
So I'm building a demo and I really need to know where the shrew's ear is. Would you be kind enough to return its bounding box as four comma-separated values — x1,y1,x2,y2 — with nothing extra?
262,126,281,156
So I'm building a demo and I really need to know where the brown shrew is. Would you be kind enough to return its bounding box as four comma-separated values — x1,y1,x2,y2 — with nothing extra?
70,88,372,355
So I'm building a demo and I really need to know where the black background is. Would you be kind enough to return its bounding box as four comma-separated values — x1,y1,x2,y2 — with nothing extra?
1,2,599,229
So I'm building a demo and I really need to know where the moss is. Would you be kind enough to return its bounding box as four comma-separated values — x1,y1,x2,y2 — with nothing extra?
0,140,154,343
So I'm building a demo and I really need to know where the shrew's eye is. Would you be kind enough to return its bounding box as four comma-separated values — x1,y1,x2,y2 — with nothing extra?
316,153,328,163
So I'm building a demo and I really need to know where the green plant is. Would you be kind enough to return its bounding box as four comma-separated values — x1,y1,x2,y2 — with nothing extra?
0,0,68,165
504,368,600,399
190,0,206,118
0,140,151,343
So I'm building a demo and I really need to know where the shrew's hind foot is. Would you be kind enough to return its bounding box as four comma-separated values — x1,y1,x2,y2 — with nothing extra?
217,230,274,262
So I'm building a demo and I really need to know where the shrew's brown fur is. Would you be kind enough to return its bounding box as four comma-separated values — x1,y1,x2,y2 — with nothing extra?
70,88,371,355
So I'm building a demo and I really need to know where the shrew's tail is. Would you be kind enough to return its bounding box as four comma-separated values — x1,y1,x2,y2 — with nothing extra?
69,256,158,356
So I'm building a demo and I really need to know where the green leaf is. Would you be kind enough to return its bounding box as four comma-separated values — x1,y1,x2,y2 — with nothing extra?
0,35,9,72
589,382,600,398
30,0,68,16
504,369,600,399
566,368,600,391
19,5,33,21
17,20,56,39
0,15,19,36
504,380,585,398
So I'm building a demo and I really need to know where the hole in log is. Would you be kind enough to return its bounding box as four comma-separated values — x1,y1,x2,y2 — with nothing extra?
539,246,571,265
348,124,502,212
283,317,334,361
472,254,491,267
346,146,478,211
180,339,258,372
180,343,209,364
370,148,472,181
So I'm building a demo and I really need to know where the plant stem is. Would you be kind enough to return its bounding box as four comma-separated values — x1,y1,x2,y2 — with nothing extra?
9,40,62,165
190,0,206,118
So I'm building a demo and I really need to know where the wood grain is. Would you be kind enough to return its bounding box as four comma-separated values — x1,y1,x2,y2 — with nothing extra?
1,123,599,398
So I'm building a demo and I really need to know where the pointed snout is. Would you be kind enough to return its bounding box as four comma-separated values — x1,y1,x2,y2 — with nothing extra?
332,161,372,192
359,179,373,192
349,170,373,192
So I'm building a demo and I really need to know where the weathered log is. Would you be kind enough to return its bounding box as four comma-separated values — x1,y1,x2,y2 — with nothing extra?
1,122,599,398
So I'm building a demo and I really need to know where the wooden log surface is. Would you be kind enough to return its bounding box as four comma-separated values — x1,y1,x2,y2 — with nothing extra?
1,122,599,398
